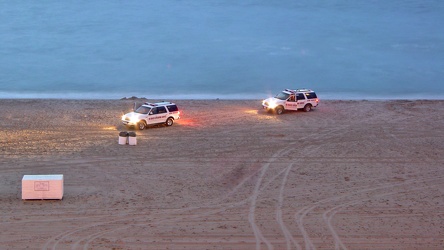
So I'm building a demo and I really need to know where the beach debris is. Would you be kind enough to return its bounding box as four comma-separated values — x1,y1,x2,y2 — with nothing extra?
120,96,148,100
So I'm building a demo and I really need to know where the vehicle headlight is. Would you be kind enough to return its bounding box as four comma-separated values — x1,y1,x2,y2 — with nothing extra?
129,116,139,124
268,101,277,109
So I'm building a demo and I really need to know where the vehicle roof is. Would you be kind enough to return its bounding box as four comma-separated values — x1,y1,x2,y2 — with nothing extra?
142,101,176,108
283,89,315,94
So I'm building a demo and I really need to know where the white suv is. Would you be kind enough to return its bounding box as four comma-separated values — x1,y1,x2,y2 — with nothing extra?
262,89,319,114
122,102,180,130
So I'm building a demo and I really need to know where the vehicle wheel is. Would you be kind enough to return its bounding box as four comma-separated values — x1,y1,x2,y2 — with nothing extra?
275,106,284,115
304,104,312,112
166,117,174,126
137,121,146,130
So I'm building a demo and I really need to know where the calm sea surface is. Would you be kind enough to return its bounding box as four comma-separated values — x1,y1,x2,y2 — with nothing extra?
1,0,443,99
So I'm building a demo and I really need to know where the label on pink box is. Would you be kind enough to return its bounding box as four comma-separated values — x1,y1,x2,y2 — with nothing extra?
34,181,49,191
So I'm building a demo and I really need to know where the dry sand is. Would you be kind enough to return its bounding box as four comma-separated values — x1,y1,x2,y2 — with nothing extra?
0,99,443,250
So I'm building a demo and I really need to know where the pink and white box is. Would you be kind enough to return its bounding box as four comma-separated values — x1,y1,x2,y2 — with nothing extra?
22,174,64,200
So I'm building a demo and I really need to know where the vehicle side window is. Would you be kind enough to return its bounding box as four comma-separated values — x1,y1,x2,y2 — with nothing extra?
167,105,178,112
135,106,150,114
276,92,290,100
306,92,318,99
150,107,158,115
157,106,167,114
296,93,305,100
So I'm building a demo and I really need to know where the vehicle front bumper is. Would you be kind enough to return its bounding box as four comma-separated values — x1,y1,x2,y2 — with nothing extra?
122,119,138,126
262,101,275,109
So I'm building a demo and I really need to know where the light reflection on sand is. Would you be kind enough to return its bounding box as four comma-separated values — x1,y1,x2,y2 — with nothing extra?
102,126,117,130
177,119,201,127
244,109,279,121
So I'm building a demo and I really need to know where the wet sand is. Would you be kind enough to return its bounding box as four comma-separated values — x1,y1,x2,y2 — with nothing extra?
0,99,443,249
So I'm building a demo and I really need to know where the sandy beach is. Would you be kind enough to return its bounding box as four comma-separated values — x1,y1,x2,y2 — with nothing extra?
0,99,443,250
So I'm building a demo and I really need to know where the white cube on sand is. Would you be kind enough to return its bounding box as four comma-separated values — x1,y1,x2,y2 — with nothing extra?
118,131,128,145
22,175,64,200
118,135,128,145
128,132,137,146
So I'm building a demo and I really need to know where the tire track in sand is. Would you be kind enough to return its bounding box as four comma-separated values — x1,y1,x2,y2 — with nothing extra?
295,175,443,250
248,144,300,250
44,156,293,249
322,176,444,250
249,159,274,250
276,163,301,250
79,164,296,249
247,118,353,249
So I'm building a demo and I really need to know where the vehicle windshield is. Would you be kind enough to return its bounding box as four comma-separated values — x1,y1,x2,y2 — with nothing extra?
134,106,151,114
275,92,290,100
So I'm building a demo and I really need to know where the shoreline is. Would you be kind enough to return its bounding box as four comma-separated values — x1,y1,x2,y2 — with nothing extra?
1,90,444,101
1,97,444,101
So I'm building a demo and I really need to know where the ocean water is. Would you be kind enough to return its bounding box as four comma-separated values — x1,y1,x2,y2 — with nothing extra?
1,0,443,100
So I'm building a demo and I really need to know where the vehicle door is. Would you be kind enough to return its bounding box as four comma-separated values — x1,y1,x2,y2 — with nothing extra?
156,106,168,122
147,107,160,124
285,94,298,110
296,93,307,109
147,106,168,124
